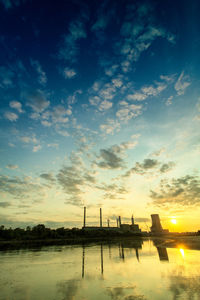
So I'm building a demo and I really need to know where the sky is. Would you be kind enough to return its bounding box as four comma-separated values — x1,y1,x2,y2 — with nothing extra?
0,0,200,231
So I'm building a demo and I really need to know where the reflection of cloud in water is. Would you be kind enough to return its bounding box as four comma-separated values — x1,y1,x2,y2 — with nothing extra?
12,285,30,300
168,267,200,299
57,279,80,300
106,286,147,300
57,280,147,300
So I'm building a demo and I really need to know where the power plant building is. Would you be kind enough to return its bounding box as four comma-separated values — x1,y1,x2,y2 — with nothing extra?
82,207,141,234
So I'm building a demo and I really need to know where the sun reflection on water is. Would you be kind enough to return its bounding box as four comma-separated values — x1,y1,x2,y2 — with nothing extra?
179,248,185,258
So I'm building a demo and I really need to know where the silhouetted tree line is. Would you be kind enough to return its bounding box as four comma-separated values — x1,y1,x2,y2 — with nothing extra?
0,224,131,241
0,225,86,240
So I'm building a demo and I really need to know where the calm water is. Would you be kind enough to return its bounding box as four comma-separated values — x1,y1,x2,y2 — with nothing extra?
0,239,200,300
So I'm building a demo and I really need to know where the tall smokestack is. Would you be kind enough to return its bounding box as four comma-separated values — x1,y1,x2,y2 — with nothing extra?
117,218,119,227
131,214,134,225
83,207,86,227
119,216,121,227
100,208,102,227
107,219,110,227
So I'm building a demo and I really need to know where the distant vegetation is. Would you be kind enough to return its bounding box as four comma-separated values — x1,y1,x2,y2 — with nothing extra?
0,224,145,250
0,224,86,240
0,224,137,241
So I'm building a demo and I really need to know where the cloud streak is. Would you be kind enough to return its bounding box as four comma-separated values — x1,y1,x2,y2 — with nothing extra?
174,71,190,95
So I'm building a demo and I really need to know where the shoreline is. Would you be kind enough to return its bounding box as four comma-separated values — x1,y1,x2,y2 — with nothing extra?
1,235,200,251
0,235,144,250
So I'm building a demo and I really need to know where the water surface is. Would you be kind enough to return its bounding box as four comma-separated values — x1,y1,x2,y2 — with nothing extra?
0,239,200,300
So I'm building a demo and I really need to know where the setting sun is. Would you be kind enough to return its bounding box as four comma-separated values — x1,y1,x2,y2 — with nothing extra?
171,219,177,224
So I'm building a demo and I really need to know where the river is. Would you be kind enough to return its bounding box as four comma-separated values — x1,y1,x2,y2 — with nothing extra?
0,239,200,300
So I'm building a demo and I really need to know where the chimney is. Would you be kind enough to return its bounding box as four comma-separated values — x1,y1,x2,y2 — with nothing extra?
107,219,110,227
117,218,119,227
131,214,134,225
83,207,86,227
100,208,102,227
119,216,121,227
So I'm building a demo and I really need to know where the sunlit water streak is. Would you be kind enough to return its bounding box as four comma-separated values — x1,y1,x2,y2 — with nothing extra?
0,239,200,300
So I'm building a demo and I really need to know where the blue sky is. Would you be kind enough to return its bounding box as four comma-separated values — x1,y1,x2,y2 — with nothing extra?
0,0,200,231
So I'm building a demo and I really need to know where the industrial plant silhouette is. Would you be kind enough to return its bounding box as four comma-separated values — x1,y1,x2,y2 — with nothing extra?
82,207,168,235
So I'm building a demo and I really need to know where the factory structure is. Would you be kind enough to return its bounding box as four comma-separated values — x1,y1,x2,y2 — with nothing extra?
82,208,169,235
82,207,141,234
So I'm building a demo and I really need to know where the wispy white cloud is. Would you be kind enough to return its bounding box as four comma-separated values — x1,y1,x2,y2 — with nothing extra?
20,135,38,144
4,111,18,122
99,84,116,100
8,143,15,148
47,143,59,149
26,89,50,113
92,15,108,31
55,129,69,137
67,89,82,105
88,79,118,113
151,148,166,157
0,66,14,88
9,101,24,113
160,74,175,82
63,67,76,79
57,152,97,206
112,78,123,87
89,96,101,106
51,105,70,123
105,64,118,77
58,19,87,62
99,100,112,111
33,145,42,152
127,92,147,101
166,96,173,106
128,82,167,101
41,120,52,127
174,71,190,95
30,59,47,85
116,103,142,122
6,164,18,170
40,105,71,127
116,3,175,73
0,174,48,202
100,119,120,135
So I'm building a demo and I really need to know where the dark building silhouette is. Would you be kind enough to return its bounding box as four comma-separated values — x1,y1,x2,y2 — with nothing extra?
150,214,169,234
82,208,141,233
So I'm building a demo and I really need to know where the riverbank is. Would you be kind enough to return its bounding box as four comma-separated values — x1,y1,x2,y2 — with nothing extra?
1,235,200,251
0,235,144,250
